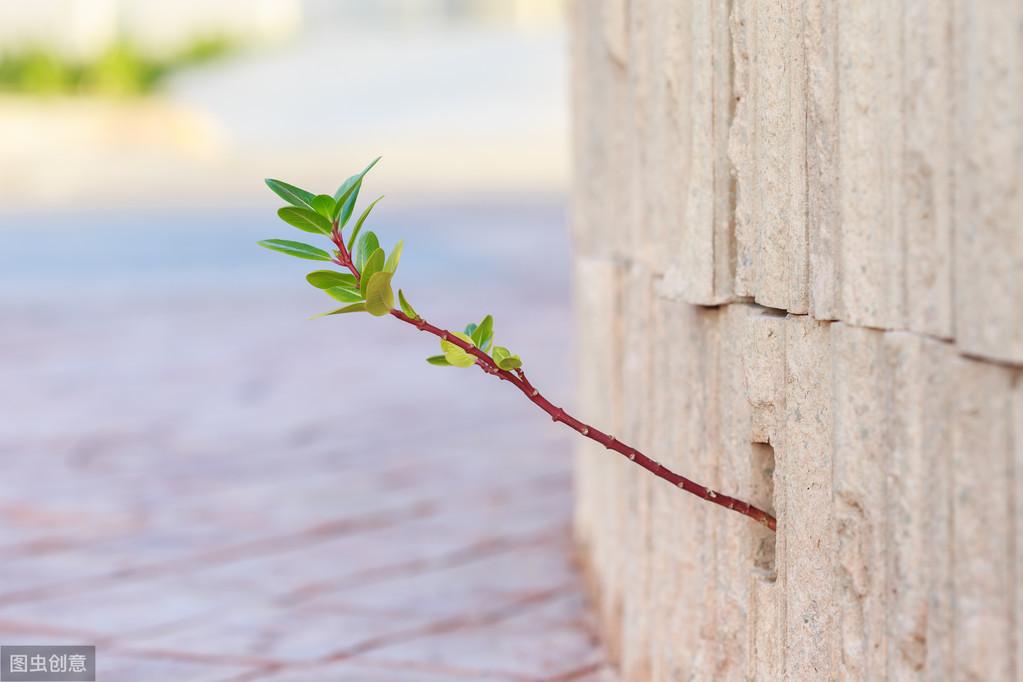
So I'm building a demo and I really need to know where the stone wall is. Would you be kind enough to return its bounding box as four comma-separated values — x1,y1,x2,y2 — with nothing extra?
569,1,1022,679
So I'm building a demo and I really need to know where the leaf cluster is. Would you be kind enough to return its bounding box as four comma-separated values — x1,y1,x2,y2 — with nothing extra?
258,158,522,372
259,158,409,318
426,314,522,371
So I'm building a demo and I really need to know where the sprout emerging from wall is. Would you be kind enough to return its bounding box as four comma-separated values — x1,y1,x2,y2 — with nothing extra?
259,159,777,531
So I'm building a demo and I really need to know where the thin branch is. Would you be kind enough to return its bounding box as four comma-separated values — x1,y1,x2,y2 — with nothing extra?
319,214,775,532
388,308,777,532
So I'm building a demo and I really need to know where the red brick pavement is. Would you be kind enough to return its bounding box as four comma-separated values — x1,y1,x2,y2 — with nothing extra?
0,209,613,681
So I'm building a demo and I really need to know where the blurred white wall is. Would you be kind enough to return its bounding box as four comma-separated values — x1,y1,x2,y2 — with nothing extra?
0,0,301,58
0,0,561,60
0,0,567,208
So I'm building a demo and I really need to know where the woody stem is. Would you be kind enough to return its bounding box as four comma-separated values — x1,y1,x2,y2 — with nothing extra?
388,308,777,531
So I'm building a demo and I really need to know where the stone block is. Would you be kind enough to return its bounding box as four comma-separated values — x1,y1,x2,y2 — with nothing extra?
835,0,905,330
712,304,756,677
742,307,786,444
832,323,888,679
729,0,808,312
901,0,954,340
882,332,955,680
620,264,656,682
569,0,634,261
659,0,734,305
952,1,1023,365
572,256,627,663
747,571,781,681
782,315,838,679
950,358,1015,680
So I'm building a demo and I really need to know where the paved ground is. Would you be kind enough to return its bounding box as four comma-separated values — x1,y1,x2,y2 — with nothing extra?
0,200,612,680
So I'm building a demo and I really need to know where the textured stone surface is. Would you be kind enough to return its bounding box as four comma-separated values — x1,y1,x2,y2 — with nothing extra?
570,0,1022,677
781,316,837,679
571,296,1021,678
952,1,1023,366
882,333,955,680
832,324,887,678
572,0,1023,366
951,360,1016,681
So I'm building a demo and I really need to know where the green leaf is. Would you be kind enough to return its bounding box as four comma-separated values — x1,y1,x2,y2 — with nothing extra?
354,231,379,271
258,239,332,261
306,270,357,289
333,157,381,224
359,248,385,296
398,289,419,320
277,206,331,235
325,286,364,303
364,271,395,316
311,194,336,219
464,323,478,337
383,239,403,274
265,179,315,210
492,346,522,370
346,196,384,251
471,315,494,352
334,178,361,223
441,331,477,368
311,302,366,318
426,355,451,366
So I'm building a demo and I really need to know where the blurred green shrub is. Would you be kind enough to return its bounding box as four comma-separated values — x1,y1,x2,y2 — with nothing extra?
0,37,234,97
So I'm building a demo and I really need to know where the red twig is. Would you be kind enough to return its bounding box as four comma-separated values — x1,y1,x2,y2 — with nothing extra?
330,220,361,283
388,308,777,531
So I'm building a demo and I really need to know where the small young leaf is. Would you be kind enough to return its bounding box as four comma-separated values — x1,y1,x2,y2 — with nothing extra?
307,270,357,289
334,178,361,223
346,196,384,251
471,315,493,351
426,355,451,366
311,194,336,219
278,207,331,235
265,179,316,210
384,239,403,274
258,239,332,261
334,157,381,224
324,286,364,303
464,323,478,337
441,332,477,368
364,271,395,316
359,248,385,296
311,302,366,318
354,231,379,271
492,346,522,370
398,289,419,320
498,356,522,370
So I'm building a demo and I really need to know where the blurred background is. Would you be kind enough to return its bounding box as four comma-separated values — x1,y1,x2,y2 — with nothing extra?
0,2,610,680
